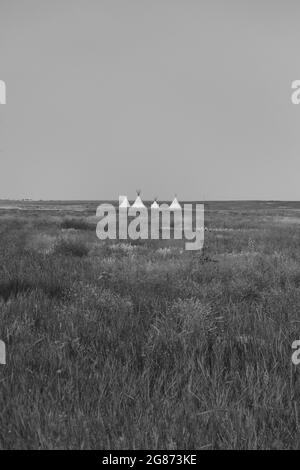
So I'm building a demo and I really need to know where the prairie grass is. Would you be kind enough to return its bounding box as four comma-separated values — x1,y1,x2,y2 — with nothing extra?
0,201,300,449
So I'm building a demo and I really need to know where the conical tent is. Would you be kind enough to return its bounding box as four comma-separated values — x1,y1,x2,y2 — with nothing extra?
151,199,159,209
132,191,146,209
132,195,146,208
119,195,130,208
170,196,181,210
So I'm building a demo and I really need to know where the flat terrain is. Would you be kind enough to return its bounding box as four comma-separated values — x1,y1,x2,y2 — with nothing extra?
1,200,300,449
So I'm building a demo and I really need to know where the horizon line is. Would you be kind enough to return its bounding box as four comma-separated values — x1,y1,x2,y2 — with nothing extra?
1,198,300,203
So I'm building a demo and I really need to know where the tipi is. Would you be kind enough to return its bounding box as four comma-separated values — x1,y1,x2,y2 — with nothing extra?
151,197,159,209
132,190,146,209
119,195,130,208
170,195,181,210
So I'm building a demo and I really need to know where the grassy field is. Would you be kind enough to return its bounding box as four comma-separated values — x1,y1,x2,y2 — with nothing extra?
1,200,300,449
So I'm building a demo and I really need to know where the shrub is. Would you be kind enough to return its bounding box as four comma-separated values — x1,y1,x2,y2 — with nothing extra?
60,218,91,231
54,236,89,257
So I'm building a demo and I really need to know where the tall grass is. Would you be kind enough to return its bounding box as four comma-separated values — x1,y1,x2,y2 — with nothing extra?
1,203,300,449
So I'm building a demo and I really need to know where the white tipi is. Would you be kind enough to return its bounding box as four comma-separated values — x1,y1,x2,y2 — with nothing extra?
132,190,146,209
151,197,159,209
170,194,181,210
119,195,130,208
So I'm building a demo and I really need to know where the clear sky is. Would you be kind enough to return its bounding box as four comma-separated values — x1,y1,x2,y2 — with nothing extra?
0,0,300,200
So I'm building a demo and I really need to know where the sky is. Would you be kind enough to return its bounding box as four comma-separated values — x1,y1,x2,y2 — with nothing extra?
0,0,300,200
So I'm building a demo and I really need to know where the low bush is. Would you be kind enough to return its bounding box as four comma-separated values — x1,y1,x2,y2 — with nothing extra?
54,236,89,257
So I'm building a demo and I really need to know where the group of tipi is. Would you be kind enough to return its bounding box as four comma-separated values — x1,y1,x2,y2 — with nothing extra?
119,191,181,210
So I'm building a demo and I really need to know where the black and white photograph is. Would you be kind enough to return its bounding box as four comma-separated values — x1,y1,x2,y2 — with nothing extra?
1,0,300,453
